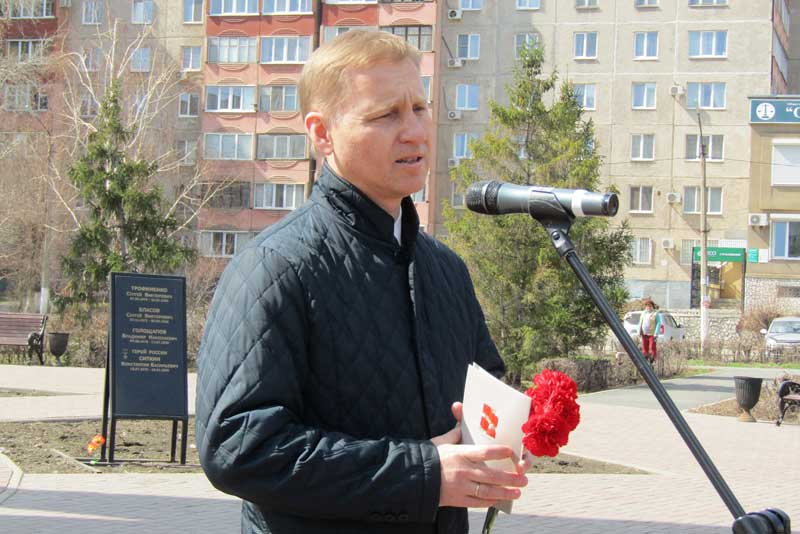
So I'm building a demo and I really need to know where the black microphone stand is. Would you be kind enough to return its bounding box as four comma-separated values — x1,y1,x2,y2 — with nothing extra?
530,195,790,533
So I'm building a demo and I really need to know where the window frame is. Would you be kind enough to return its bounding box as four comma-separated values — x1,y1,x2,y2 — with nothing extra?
82,0,102,24
574,32,598,60
573,83,596,110
682,186,723,215
455,84,479,111
686,82,726,110
200,231,248,258
256,133,308,160
451,182,465,208
181,46,202,71
456,33,481,60
688,30,727,59
515,32,539,58
253,182,306,210
183,0,203,23
633,31,659,60
260,35,311,64
179,92,200,117
131,0,154,25
203,133,253,160
631,82,656,109
575,0,598,8
635,0,658,7
205,86,256,113
685,134,724,161
176,139,197,165
771,140,800,186
208,36,258,64
263,0,312,14
459,0,483,10
629,185,654,213
688,0,727,6
130,47,152,72
9,0,53,18
209,0,259,15
453,132,479,160
3,84,47,112
259,84,299,113
630,134,655,161
515,0,541,9
379,25,433,52
630,237,653,265
6,39,47,63
771,220,800,260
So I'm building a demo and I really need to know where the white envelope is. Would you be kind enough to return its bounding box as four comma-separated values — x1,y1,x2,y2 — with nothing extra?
461,363,532,514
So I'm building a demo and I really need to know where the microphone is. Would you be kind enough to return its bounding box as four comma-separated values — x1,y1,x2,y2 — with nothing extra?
466,180,618,219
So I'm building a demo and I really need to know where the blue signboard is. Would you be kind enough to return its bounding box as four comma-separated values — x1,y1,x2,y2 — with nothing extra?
750,98,800,124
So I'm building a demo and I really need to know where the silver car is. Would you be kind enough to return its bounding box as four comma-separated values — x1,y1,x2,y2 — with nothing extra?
761,316,800,357
623,310,686,342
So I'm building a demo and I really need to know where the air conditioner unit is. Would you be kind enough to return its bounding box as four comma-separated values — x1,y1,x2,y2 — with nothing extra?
661,237,675,250
447,110,462,120
447,58,463,68
666,192,681,204
748,213,769,227
447,158,459,169
669,84,685,97
59,0,71,7
447,8,462,20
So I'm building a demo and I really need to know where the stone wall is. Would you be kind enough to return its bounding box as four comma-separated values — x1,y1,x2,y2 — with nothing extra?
745,277,800,314
669,309,741,342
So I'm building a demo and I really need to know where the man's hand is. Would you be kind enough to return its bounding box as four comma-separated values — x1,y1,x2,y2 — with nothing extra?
432,402,529,508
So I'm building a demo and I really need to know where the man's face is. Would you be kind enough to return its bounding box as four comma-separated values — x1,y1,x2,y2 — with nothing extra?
317,59,432,215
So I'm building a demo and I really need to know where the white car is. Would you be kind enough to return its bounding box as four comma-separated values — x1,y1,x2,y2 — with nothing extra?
623,310,686,342
761,316,800,357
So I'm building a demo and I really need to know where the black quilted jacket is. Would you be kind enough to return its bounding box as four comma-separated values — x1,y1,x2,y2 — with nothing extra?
196,164,504,534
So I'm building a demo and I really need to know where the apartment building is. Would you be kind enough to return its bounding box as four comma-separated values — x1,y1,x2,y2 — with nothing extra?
435,0,797,310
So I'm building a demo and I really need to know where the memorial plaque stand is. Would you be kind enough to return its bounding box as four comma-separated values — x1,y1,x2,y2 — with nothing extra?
98,272,189,465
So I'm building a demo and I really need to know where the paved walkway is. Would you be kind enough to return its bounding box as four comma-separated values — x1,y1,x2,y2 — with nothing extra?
0,364,798,533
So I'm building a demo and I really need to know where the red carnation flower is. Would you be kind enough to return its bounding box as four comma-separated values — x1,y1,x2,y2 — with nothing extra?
521,369,580,458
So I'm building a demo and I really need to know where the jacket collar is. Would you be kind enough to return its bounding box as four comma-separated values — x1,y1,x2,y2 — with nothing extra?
314,162,420,252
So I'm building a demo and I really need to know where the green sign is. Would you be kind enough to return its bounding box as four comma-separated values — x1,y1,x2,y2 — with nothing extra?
693,247,746,263
750,98,800,124
748,248,759,263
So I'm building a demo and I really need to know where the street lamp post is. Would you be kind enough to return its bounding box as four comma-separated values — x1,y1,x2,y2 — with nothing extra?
697,111,709,355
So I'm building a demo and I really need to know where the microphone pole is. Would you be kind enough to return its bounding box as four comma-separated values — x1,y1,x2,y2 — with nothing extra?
470,187,790,534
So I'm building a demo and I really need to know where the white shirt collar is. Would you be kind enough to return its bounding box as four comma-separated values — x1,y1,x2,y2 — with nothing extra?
393,205,403,245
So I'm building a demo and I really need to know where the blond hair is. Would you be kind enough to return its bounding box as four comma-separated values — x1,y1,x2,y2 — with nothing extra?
299,30,422,119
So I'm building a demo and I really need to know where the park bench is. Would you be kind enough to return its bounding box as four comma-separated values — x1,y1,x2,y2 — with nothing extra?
776,380,800,426
0,312,47,365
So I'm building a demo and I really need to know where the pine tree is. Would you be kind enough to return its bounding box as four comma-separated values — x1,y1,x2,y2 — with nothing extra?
444,44,632,386
54,78,195,321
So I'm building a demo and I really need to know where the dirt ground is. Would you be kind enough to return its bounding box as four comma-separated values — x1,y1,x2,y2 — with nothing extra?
691,377,799,425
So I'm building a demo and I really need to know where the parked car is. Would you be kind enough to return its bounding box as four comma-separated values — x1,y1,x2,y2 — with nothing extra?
623,310,686,342
761,316,800,357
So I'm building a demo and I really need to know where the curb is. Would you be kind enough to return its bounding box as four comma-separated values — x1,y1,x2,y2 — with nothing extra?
0,450,23,506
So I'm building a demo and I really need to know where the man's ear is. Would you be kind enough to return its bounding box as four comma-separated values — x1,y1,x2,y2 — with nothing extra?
305,112,334,157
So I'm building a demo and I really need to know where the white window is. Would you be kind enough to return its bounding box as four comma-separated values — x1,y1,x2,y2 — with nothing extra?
209,0,258,15
772,220,800,260
460,0,482,9
184,0,203,22
451,182,465,208
634,31,658,59
630,237,652,265
380,26,433,52
260,36,311,63
453,132,479,160
680,239,699,265
264,0,311,14
200,231,248,258
208,37,257,64
576,0,598,7
83,47,101,72
456,84,479,110
7,40,46,62
323,26,354,42
82,0,102,24
771,141,800,186
204,133,253,160
206,86,256,112
574,84,596,110
516,0,540,9
181,46,202,71
629,185,653,213
80,90,98,117
686,82,725,109
689,31,726,58
131,47,151,72
3,84,47,111
515,33,539,58
132,0,153,24
632,82,656,109
254,183,305,209
457,34,480,60
259,85,298,112
412,185,426,203
635,0,658,6
574,32,598,59
10,0,53,18
683,186,722,214
421,76,432,102
256,134,307,159
631,134,655,161
179,92,200,117
685,134,724,161
689,0,726,5
177,140,197,165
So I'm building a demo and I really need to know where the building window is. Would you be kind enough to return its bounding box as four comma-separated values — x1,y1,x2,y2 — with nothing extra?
632,82,656,109
685,134,724,161
177,140,197,165
82,0,102,24
264,0,311,14
574,32,598,59
184,0,203,22
772,221,800,260
209,0,258,15
515,33,539,58
256,134,307,160
10,0,53,18
635,0,658,6
457,34,480,60
83,47,101,72
451,182,465,208
3,84,47,111
516,0,540,9
380,26,433,52
686,82,725,110
204,183,251,209
689,0,727,5
456,84,479,110
412,185,426,203
254,183,305,209
208,37,257,64
80,90,98,117
206,86,255,112
7,40,46,62
683,186,722,214
325,0,377,4
629,185,653,213
574,84,596,110
323,26,353,42
634,31,658,59
204,133,253,160
771,141,800,186
259,85,298,112
630,237,652,265
260,36,311,63
460,0,482,9
132,0,154,24
179,92,199,117
200,231,248,258
631,134,655,161
181,46,201,71
131,47,151,72
421,76,432,102
453,132,479,160
689,31,726,58
576,0,598,7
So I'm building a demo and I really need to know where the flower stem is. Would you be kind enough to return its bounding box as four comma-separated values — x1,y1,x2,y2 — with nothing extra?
482,506,499,534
